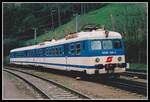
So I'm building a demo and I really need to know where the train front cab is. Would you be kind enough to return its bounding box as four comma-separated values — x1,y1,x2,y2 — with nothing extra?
85,38,129,75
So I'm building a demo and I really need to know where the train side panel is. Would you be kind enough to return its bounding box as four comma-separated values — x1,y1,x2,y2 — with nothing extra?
10,55,127,74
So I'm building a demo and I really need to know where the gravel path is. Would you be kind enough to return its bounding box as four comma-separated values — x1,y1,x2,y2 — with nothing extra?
31,71,146,99
3,71,43,100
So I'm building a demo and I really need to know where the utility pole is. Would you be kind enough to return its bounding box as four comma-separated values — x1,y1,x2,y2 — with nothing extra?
51,8,56,30
51,9,54,30
57,4,61,26
81,4,83,15
75,14,78,32
34,28,37,40
73,13,80,32
83,4,86,14
110,14,115,31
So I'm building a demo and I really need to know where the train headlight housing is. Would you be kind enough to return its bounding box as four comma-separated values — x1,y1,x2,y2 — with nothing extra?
95,58,100,62
118,57,122,61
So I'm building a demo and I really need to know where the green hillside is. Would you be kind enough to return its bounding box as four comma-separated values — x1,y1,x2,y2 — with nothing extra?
24,3,146,46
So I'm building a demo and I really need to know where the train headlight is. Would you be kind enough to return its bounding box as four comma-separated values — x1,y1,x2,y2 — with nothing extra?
118,57,122,61
95,58,100,62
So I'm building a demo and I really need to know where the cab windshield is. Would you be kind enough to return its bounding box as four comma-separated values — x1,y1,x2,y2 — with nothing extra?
91,39,122,50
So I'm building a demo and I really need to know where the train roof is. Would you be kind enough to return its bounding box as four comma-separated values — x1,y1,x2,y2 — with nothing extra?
10,29,122,52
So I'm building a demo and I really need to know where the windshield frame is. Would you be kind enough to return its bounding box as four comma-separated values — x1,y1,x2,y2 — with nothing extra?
90,39,123,50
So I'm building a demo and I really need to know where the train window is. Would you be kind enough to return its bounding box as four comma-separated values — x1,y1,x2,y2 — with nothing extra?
58,48,61,55
54,49,56,55
9,53,11,57
55,48,57,55
39,49,43,56
52,48,55,55
76,43,81,55
49,49,52,55
76,43,80,49
17,52,19,57
30,50,32,56
35,49,38,56
19,51,24,57
60,48,62,55
16,52,17,57
30,50,33,56
35,49,43,56
31,50,34,56
53,48,56,55
12,53,14,57
53,48,55,55
22,51,24,57
102,40,113,49
113,40,122,49
64,44,68,55
91,40,102,50
70,49,75,55
58,47,61,55
69,44,75,55
27,50,30,56
51,49,53,55
45,48,49,56
82,41,85,50
61,47,64,55
14,52,16,57
48,49,50,55
56,48,58,55
11,53,13,57
15,52,17,57
70,44,74,50
58,49,60,55
36,49,38,56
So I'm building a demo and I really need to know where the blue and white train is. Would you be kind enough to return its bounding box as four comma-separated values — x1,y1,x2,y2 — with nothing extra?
10,28,129,75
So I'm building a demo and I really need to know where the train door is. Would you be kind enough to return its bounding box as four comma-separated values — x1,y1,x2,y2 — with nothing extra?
64,44,69,70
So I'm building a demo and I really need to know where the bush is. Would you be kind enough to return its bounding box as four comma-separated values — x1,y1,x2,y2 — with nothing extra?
4,56,10,65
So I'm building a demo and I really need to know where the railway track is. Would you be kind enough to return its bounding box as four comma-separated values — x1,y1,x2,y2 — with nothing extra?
120,71,147,79
3,68,91,100
97,77,147,96
4,66,147,97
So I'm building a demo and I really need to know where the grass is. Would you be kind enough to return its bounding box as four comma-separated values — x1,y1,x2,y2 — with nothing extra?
129,63,147,71
3,56,10,65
